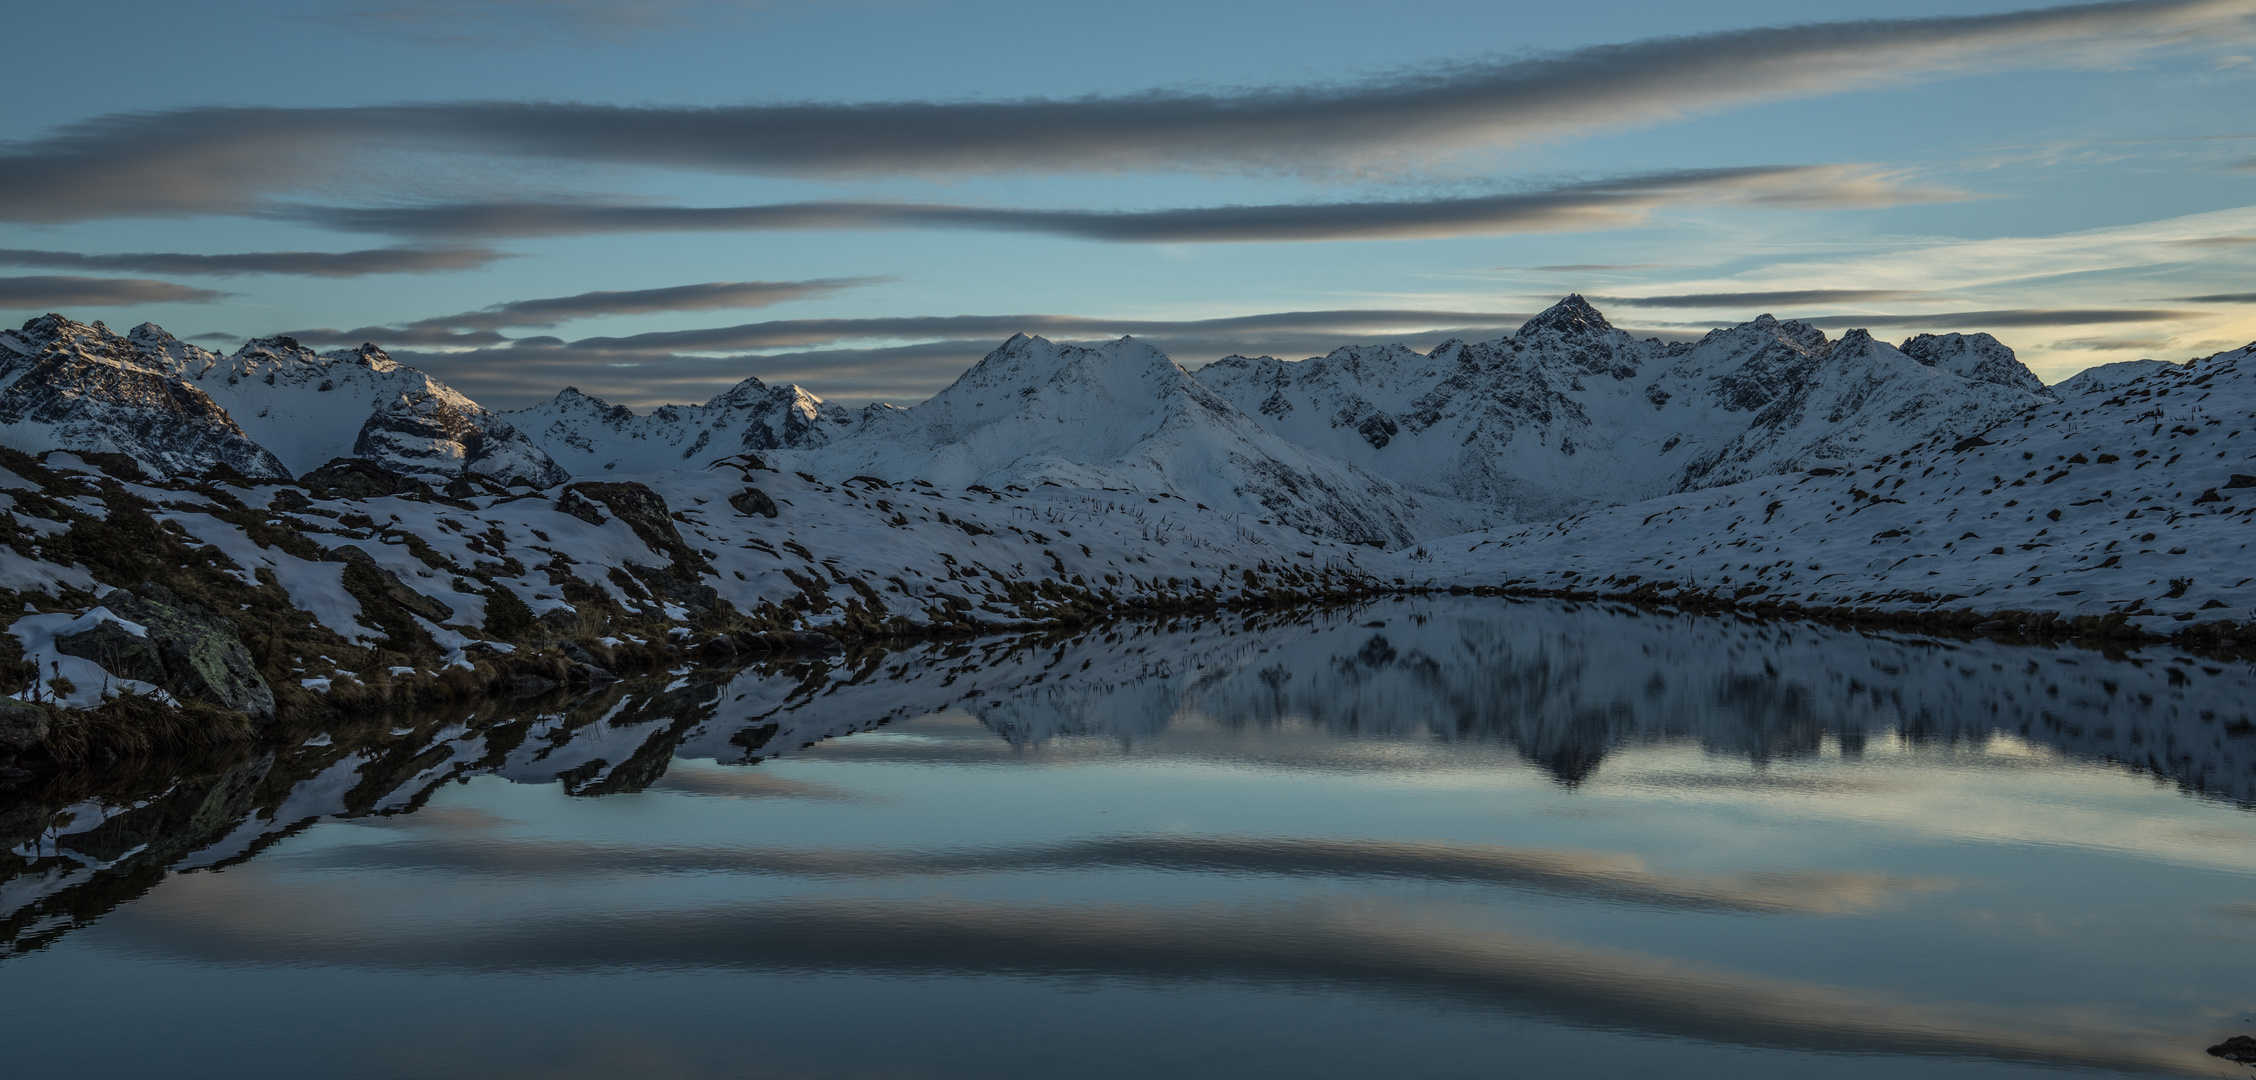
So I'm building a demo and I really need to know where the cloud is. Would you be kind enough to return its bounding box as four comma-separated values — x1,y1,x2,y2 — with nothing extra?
1530,263,1667,272
2167,234,2256,246
282,166,1956,244
2174,291,2256,301
0,275,230,308
1796,307,2197,329
0,246,505,278
4,0,2249,220
120,882,2192,1074
1595,288,1928,308
408,277,870,330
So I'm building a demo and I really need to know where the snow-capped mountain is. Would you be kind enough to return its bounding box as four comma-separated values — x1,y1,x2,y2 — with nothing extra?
130,326,568,487
1431,340,2256,634
0,315,289,478
505,376,853,477
795,334,1484,545
1196,296,2052,523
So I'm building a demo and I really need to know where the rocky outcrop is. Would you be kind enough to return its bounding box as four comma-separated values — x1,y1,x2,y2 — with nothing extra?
299,458,431,500
325,545,455,623
97,584,275,721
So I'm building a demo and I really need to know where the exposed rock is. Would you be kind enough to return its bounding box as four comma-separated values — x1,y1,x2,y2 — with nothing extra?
54,617,166,685
729,487,780,518
325,545,455,623
0,699,52,751
556,481,706,574
96,584,274,720
553,487,608,526
300,458,430,500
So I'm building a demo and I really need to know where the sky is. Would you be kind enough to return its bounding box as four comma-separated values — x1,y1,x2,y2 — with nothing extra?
3,0,2254,409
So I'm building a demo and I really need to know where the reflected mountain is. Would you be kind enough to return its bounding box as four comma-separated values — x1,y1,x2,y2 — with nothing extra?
2,597,2251,960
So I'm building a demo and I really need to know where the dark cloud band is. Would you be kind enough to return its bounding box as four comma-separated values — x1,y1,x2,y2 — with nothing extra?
0,275,229,308
413,277,870,330
0,246,503,278
282,166,1946,244
2,0,2245,221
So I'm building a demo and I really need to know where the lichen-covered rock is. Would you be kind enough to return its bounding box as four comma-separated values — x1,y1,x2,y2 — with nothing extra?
54,617,166,685
98,584,275,721
0,698,52,751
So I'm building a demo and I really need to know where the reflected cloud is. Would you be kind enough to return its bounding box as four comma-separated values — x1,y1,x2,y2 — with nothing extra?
108,881,2208,1074
268,832,1945,915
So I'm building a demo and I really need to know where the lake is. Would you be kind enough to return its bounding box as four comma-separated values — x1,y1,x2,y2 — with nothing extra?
4,597,2253,1078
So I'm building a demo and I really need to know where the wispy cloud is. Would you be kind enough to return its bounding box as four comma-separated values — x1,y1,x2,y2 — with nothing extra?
283,166,1954,244
0,246,504,278
407,278,869,330
0,275,230,308
1796,308,2195,329
1595,288,1928,308
3,0,2247,221
2174,291,2256,301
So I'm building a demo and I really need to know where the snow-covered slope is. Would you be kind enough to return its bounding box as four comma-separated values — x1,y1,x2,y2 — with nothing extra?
795,334,1483,545
0,316,288,478
504,377,854,477
129,326,567,487
1426,342,2256,636
1198,297,2052,523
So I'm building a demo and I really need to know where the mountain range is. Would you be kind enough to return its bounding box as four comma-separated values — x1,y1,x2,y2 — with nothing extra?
0,297,2070,546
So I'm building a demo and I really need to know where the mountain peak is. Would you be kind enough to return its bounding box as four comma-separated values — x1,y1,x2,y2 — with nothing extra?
1517,295,1613,339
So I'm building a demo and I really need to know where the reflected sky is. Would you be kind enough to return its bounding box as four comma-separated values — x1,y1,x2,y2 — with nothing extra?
1,598,2253,1079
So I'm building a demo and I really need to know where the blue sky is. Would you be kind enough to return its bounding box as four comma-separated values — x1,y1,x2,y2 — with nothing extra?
3,0,2253,407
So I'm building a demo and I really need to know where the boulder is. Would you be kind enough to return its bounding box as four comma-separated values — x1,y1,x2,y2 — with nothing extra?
98,584,275,721
54,616,168,684
0,698,52,751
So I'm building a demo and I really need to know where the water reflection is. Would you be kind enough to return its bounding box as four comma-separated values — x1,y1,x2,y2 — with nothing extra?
3,598,2252,962
2,599,2254,1079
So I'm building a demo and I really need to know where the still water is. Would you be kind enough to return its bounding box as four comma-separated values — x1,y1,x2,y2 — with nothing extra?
4,598,2254,1078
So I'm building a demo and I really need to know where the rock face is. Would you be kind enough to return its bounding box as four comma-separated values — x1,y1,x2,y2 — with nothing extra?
130,326,568,487
504,378,854,477
798,334,1480,545
98,584,275,721
0,316,290,479
1196,296,2053,523
0,699,51,751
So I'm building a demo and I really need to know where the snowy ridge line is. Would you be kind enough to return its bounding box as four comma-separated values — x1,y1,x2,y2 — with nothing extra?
1419,342,2256,640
